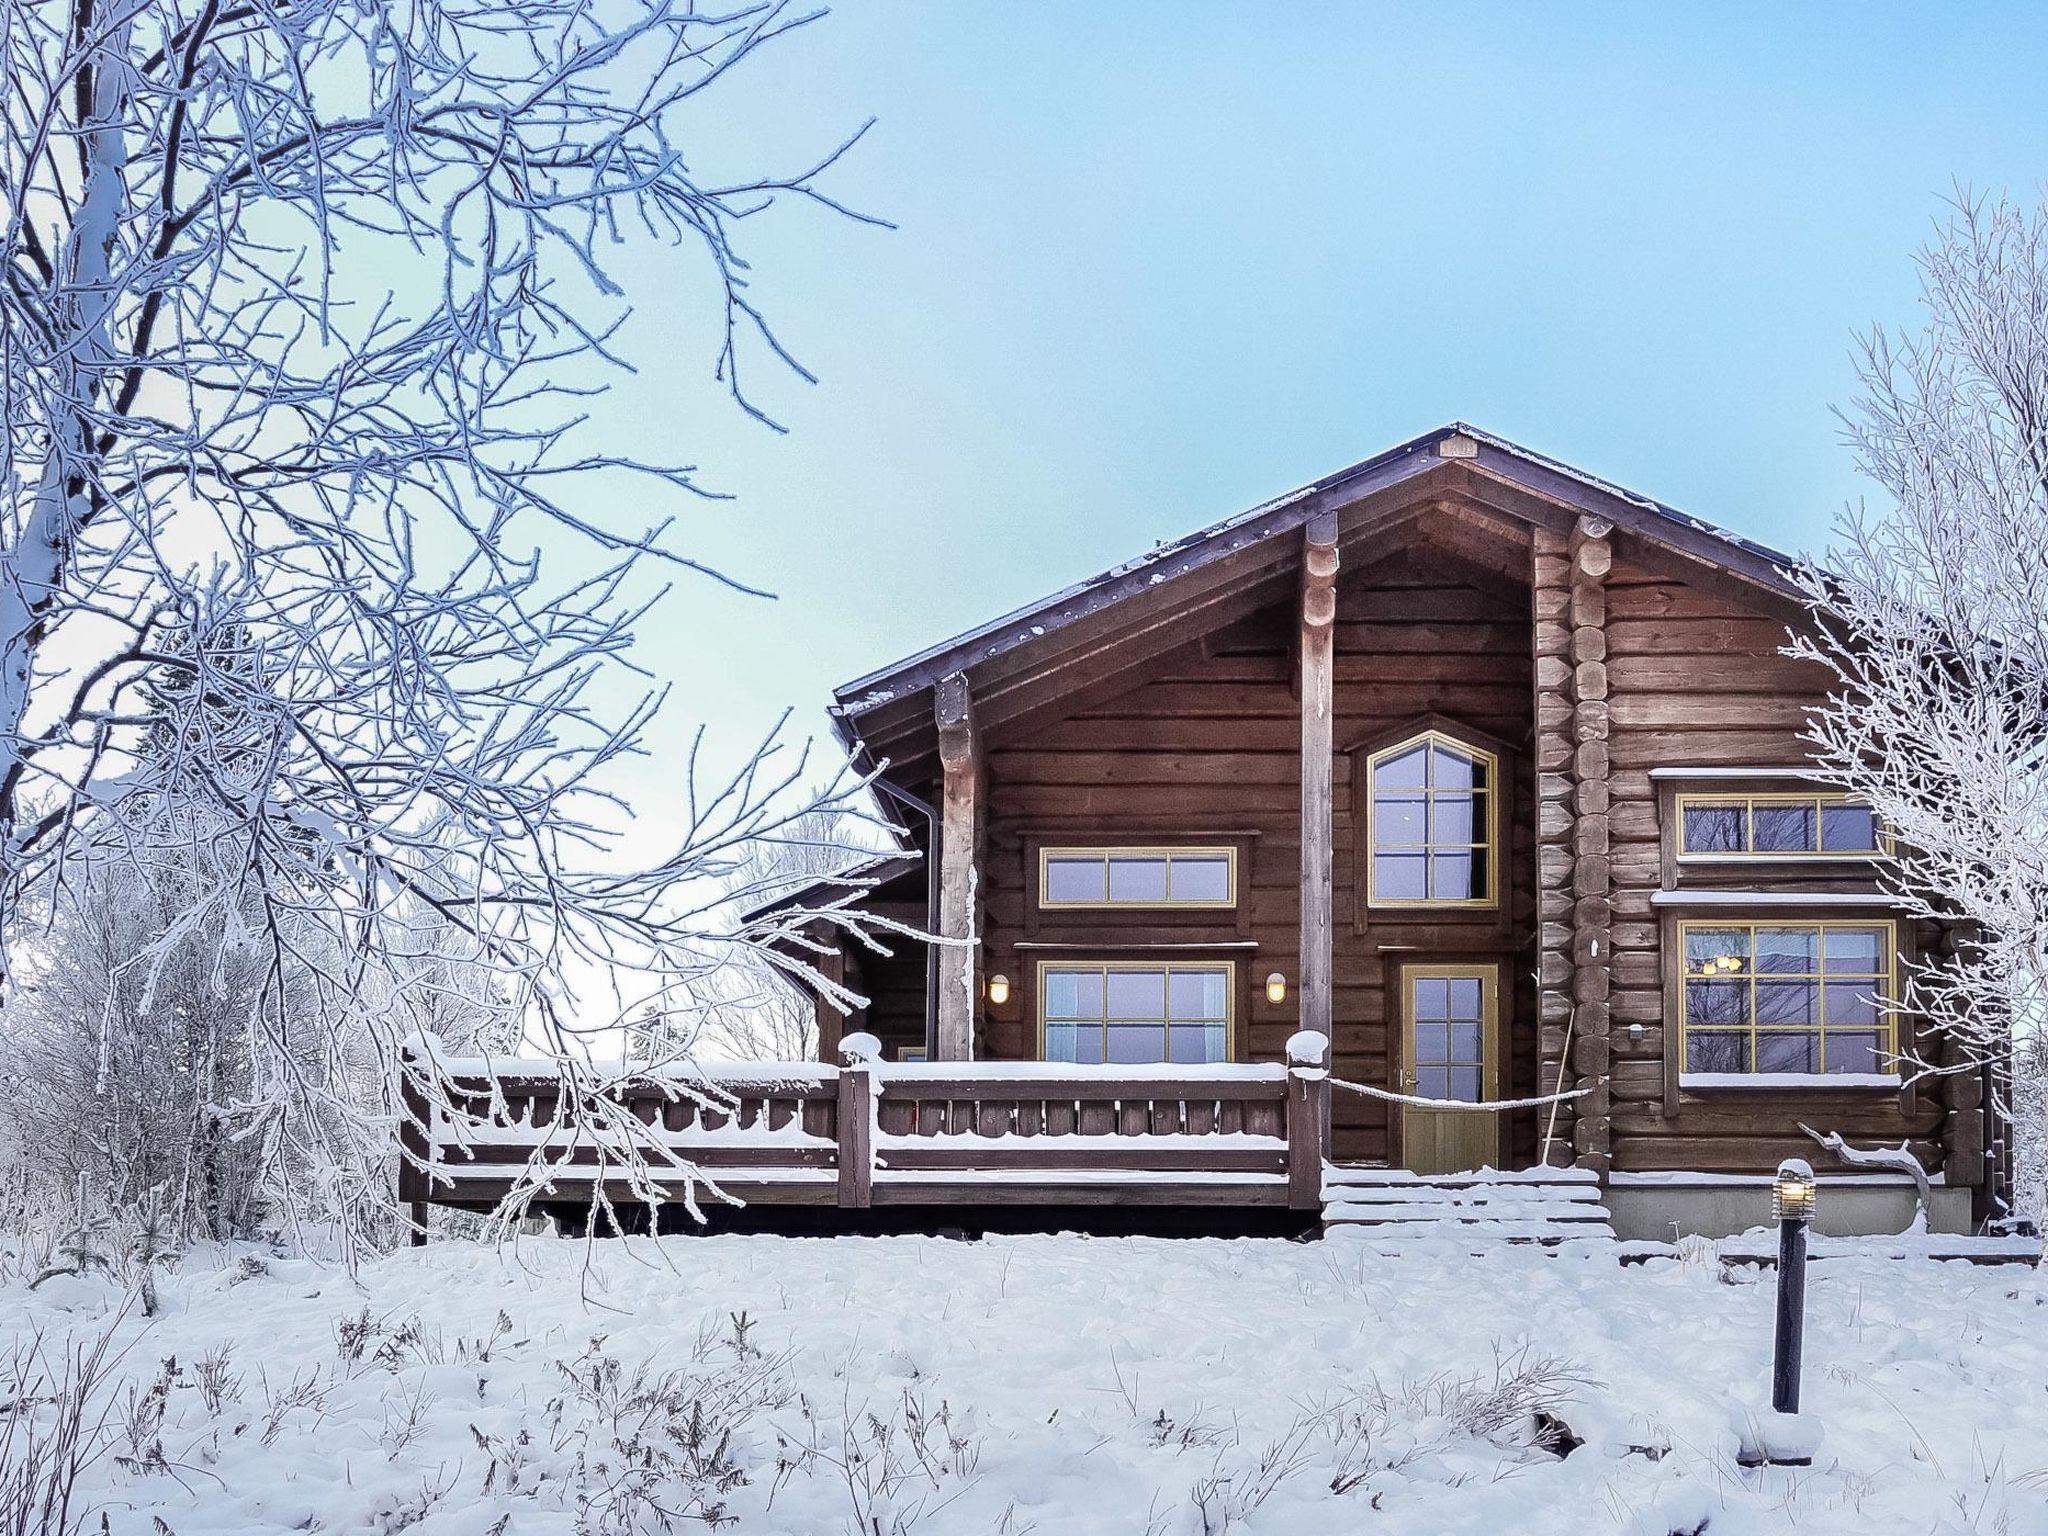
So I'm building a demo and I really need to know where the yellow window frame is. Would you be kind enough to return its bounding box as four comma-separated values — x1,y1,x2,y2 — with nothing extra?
1676,918,1900,1076
1674,792,1885,860
1034,959,1237,1063
1037,845,1239,910
1365,729,1501,910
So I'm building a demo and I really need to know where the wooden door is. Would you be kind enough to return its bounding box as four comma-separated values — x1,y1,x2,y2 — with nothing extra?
1398,963,1502,1174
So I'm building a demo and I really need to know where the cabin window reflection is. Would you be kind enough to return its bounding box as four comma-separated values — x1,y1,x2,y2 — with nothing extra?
1676,793,1882,859
1678,920,1896,1077
1366,731,1499,909
1039,962,1232,1064
1038,847,1237,909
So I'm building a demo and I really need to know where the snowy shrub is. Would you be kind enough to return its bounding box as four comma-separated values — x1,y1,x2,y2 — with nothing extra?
0,1321,122,1536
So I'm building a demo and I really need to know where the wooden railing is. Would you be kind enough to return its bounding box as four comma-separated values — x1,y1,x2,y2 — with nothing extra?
399,1031,1333,1219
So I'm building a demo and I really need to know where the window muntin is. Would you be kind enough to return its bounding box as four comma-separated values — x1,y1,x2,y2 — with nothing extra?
1039,961,1232,1064
1408,969,1492,1102
1038,847,1237,909
1679,920,1896,1076
1367,731,1499,908
1676,794,1881,859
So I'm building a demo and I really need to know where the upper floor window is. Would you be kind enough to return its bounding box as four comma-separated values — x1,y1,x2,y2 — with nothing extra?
1366,730,1499,908
1039,846,1237,909
1680,920,1896,1078
1039,961,1233,1063
1677,793,1881,859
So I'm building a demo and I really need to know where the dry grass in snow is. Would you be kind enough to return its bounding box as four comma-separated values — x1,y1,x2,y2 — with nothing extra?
0,1232,2042,1534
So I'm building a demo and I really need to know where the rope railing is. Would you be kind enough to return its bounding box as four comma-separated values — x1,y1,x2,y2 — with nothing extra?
1328,1075,1592,1113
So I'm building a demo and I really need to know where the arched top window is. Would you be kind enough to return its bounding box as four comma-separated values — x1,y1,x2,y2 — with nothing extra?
1364,729,1500,909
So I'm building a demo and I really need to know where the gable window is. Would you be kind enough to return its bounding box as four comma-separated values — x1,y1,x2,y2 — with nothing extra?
1366,730,1499,908
1039,847,1237,909
1677,793,1881,858
1679,920,1896,1077
1039,961,1232,1063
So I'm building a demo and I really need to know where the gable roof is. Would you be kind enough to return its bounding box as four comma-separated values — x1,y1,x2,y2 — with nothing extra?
828,423,1809,790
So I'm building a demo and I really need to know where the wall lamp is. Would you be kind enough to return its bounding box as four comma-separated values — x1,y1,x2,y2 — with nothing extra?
1265,972,1288,1006
986,974,1010,1007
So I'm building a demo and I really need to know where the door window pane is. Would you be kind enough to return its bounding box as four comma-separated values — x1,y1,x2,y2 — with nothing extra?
1448,1022,1483,1062
1413,1022,1449,1064
1412,977,1449,1020
1448,1066,1482,1103
1416,1066,1449,1099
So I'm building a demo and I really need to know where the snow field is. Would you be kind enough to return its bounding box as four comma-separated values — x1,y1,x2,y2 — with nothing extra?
3,1233,2044,1535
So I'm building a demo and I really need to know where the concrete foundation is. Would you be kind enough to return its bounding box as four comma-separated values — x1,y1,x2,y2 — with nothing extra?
1607,1178,1970,1242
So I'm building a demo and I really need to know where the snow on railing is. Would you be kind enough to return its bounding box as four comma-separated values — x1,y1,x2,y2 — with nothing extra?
398,1031,1335,1218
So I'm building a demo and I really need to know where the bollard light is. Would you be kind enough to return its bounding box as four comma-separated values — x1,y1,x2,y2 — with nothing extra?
1773,1162,1818,1225
986,974,1010,1007
1265,972,1288,1006
1767,1156,1818,1459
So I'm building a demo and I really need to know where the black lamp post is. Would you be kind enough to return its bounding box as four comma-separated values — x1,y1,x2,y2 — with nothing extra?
1769,1157,1818,1430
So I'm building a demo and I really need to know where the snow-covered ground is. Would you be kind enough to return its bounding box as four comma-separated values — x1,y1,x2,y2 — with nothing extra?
5,1232,2045,1535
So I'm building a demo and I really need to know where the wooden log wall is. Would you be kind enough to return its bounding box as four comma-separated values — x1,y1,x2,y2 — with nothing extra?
1601,545,1951,1176
973,534,1537,1166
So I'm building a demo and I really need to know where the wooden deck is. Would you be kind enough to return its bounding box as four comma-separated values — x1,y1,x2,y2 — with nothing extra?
399,1033,1334,1222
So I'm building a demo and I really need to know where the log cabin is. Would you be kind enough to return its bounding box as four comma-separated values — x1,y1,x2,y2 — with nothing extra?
404,425,2011,1244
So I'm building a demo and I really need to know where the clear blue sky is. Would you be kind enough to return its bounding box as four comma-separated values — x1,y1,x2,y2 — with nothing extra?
577,3,2048,808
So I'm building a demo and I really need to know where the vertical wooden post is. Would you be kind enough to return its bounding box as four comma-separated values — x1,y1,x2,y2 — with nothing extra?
1286,1030,1331,1212
811,936,846,1064
934,672,980,1061
836,1035,877,1209
1299,513,1340,1045
1567,515,1614,1176
397,1043,431,1246
1531,531,1577,1165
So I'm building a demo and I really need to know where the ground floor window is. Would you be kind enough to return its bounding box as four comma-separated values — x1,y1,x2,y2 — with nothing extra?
1039,961,1233,1064
1679,920,1896,1075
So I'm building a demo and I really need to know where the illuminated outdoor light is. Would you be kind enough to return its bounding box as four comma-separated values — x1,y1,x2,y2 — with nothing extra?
1265,972,1288,1006
987,974,1010,1007
1774,1163,1818,1225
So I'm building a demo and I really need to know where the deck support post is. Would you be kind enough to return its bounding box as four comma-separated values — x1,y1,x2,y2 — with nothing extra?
836,1034,878,1209
811,937,847,1063
934,672,981,1061
1298,513,1340,1045
397,1042,431,1246
1286,1030,1332,1211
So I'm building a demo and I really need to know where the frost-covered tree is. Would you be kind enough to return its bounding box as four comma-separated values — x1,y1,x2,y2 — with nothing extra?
0,0,895,1241
1789,190,2048,1212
